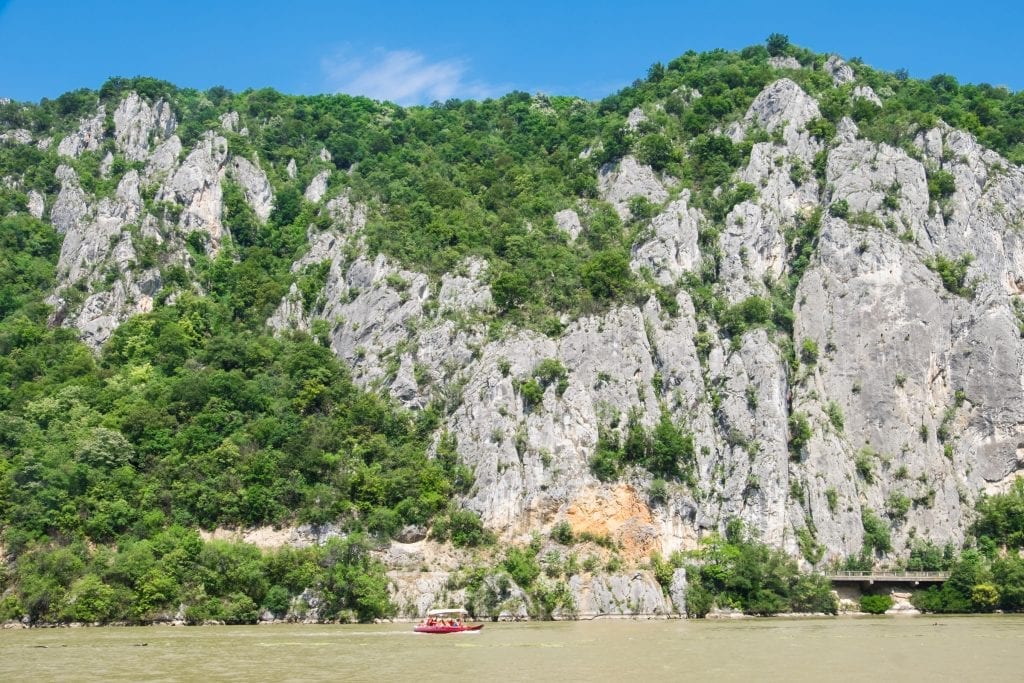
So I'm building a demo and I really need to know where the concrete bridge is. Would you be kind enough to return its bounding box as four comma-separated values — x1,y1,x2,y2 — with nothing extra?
824,570,949,586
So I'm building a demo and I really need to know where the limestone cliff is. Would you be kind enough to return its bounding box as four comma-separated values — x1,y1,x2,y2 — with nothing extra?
4,56,1024,617
262,78,1024,569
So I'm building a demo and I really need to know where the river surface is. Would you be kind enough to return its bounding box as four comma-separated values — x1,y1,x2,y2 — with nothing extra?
2,615,1022,682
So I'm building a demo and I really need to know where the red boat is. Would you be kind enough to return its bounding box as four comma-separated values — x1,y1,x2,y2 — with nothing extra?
414,608,483,634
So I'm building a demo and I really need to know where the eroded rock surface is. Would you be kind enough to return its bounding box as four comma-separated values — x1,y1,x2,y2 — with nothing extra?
113,92,177,161
598,155,669,219
57,105,105,158
825,55,855,85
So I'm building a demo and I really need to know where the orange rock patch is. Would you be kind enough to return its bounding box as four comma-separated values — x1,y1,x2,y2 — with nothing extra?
565,484,660,560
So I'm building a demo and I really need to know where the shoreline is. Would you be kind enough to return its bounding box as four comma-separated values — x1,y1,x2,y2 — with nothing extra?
9,610,994,629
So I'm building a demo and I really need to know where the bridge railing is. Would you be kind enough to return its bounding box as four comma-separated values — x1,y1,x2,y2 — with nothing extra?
824,570,949,581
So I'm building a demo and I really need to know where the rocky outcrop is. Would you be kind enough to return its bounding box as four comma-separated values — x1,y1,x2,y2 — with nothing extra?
631,194,702,284
825,55,855,85
157,133,230,250
554,208,583,241
388,572,466,618
853,85,883,107
736,78,821,149
50,165,89,234
47,170,172,348
387,567,678,619
626,107,648,131
0,128,32,145
569,571,672,616
26,190,44,219
598,156,669,219
54,170,141,285
769,55,802,70
113,92,176,161
146,135,182,178
722,79,822,302
57,105,105,158
438,257,493,314
220,111,240,132
304,169,330,204
228,155,273,221
827,137,928,234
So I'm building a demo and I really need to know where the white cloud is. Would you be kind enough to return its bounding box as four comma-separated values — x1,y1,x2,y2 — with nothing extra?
321,48,496,104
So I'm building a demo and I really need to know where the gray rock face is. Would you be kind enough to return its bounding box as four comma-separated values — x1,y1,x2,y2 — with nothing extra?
789,122,1024,557
228,156,273,221
26,190,44,219
769,56,802,70
113,92,176,161
570,571,672,616
668,568,687,615
59,171,142,283
737,78,821,149
51,165,89,234
146,135,182,178
57,105,106,158
438,258,493,314
304,169,330,204
836,117,860,145
721,80,822,302
386,542,679,618
220,111,240,132
47,170,172,348
631,194,701,285
99,152,114,177
266,197,372,337
554,208,583,242
825,55,856,85
157,133,230,250
325,193,368,232
263,78,1024,574
827,138,929,235
598,156,669,219
626,107,648,131
0,128,32,145
388,572,466,618
853,85,882,107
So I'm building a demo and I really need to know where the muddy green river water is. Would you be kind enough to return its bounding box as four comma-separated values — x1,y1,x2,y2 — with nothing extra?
2,615,1022,682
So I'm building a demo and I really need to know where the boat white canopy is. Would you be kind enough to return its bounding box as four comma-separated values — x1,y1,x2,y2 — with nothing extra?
426,608,468,617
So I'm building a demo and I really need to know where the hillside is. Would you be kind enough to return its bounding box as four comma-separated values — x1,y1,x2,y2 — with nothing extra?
2,37,1024,623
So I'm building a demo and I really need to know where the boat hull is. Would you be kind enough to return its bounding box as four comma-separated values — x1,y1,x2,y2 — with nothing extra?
413,624,484,634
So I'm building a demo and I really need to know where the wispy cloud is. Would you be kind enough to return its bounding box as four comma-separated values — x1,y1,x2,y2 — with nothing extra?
321,48,498,104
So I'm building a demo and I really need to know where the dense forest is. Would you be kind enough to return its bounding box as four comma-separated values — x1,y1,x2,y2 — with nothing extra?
2,35,1024,623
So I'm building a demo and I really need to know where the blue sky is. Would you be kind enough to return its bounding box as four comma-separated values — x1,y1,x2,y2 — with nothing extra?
1,0,1021,104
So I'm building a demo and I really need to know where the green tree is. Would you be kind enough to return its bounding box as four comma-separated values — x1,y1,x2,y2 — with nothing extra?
861,509,892,554
649,410,694,481
766,33,790,57
859,594,893,614
581,249,632,301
